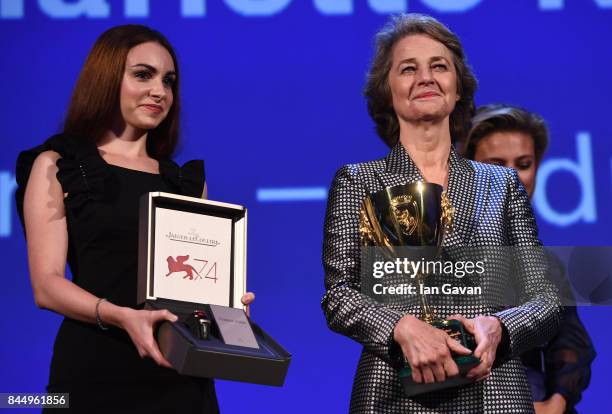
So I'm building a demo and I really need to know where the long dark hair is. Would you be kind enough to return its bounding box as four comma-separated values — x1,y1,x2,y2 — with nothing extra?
63,24,180,159
364,14,477,147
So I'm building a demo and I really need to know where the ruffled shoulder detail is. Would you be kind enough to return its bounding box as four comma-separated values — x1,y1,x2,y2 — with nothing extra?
159,159,205,198
15,134,108,225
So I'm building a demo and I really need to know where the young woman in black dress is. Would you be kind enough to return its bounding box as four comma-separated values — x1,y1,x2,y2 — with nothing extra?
16,25,253,413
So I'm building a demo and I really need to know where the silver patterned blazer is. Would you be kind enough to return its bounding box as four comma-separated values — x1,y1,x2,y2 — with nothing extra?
321,143,561,413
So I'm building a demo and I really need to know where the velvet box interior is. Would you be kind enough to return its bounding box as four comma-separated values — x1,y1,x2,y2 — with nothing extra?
148,299,291,386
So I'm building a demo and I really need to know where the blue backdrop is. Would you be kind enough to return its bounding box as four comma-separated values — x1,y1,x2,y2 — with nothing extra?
1,1,610,412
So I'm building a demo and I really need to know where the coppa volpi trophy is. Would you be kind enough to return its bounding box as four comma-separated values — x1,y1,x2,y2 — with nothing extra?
360,181,479,397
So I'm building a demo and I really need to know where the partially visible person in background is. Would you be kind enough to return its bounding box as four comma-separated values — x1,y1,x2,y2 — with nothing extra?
464,104,596,414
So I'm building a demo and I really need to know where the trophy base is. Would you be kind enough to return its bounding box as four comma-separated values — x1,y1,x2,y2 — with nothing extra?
398,319,480,397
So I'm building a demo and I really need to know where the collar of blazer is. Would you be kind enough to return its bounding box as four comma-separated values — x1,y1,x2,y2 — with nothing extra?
375,142,488,247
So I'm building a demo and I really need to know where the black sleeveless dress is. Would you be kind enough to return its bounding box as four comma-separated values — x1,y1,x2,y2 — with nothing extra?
15,134,219,413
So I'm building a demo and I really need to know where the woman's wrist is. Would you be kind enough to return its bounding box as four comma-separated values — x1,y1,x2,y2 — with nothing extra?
393,314,419,343
97,299,130,329
486,315,502,339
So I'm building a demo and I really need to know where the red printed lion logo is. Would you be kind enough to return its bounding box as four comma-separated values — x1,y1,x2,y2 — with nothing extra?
166,255,200,280
165,255,218,282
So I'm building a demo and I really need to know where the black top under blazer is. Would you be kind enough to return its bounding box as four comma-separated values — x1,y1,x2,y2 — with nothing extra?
321,143,561,413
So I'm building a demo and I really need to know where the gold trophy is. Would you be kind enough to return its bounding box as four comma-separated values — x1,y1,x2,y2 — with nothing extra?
360,181,479,397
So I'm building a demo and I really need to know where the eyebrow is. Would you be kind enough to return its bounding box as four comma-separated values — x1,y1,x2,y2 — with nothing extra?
397,56,450,65
483,155,534,163
130,63,176,77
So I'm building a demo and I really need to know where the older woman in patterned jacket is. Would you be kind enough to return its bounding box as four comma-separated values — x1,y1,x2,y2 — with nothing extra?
321,14,561,413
